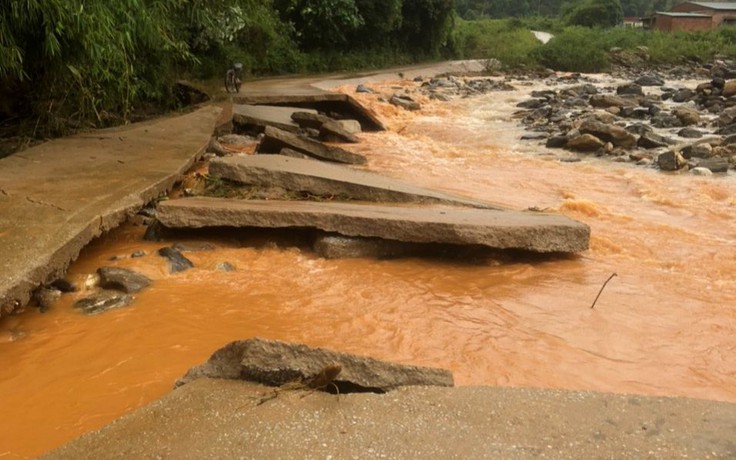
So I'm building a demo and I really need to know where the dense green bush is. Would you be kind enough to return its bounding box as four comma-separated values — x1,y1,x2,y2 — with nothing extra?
533,27,611,72
452,19,541,68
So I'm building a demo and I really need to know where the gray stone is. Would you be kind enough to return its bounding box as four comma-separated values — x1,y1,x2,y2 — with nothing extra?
257,126,366,165
355,84,373,93
313,234,417,259
33,286,61,312
74,291,133,315
319,120,360,144
638,131,674,149
176,337,454,391
566,134,604,152
171,242,216,252
157,247,194,273
389,95,421,111
579,119,637,149
616,83,643,96
208,156,499,209
517,99,545,109
156,197,591,254
678,127,704,139
672,88,695,103
657,150,687,171
696,157,729,173
215,262,236,272
97,267,151,293
682,143,714,159
546,136,569,148
634,74,665,86
337,119,362,134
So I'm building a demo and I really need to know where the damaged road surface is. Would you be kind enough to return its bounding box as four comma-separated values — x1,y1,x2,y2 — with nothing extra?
156,197,590,253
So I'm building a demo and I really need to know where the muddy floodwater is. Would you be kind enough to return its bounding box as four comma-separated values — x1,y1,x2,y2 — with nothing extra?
2,76,736,457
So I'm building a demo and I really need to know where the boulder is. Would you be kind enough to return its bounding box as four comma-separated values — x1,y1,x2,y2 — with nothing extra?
672,107,700,126
657,150,687,171
566,134,604,152
74,291,133,315
682,143,714,159
690,167,713,176
546,136,569,148
678,127,705,139
717,106,736,127
634,75,665,86
256,126,366,165
389,95,421,111
337,120,362,134
579,119,637,149
672,88,695,103
696,157,729,173
175,337,454,391
723,80,736,97
589,94,634,108
97,267,151,293
616,83,643,96
158,247,194,273
638,132,674,149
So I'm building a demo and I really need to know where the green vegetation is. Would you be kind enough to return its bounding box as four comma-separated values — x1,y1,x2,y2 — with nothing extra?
5,0,736,142
0,0,454,138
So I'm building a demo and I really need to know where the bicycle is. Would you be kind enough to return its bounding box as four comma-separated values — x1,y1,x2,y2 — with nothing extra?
225,62,243,94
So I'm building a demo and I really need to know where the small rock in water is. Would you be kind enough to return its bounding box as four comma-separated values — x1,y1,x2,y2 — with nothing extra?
355,84,373,94
691,167,713,176
131,250,146,258
75,291,133,315
50,278,77,293
97,267,152,293
33,286,61,313
389,95,421,111
215,262,236,272
172,242,215,252
158,247,194,273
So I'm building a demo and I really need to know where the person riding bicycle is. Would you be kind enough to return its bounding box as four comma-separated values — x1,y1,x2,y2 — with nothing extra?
225,62,243,94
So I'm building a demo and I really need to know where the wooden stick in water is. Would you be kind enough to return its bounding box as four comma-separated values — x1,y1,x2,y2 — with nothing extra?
591,273,617,309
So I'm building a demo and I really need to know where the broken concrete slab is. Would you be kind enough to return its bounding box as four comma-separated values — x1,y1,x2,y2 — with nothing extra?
233,93,385,132
256,126,366,165
176,337,454,391
0,106,221,318
156,197,590,253
290,112,359,143
207,155,502,209
232,104,318,133
43,378,736,460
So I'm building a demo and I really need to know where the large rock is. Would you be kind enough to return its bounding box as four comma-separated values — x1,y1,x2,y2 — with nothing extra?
638,131,674,149
97,267,151,293
579,119,637,149
158,247,194,273
389,95,421,111
256,126,366,165
589,94,634,108
634,74,665,86
156,197,591,253
566,134,604,152
696,157,729,173
672,106,700,126
74,291,133,315
175,337,454,391
207,155,499,209
657,150,687,171
723,80,736,97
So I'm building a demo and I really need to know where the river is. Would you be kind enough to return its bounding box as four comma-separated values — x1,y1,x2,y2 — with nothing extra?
1,75,735,458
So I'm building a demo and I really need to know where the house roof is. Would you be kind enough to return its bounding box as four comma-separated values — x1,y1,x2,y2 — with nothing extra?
657,11,712,17
686,2,736,10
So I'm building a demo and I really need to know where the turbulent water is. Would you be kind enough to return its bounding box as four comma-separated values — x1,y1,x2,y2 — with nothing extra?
1,75,736,458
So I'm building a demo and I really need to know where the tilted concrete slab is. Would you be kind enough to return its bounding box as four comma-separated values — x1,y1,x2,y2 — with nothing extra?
0,106,221,317
234,93,385,131
257,126,367,165
43,377,736,459
209,155,503,209
156,197,590,253
232,104,318,133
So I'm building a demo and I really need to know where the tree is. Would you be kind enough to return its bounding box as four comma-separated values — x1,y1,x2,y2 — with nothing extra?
566,0,623,27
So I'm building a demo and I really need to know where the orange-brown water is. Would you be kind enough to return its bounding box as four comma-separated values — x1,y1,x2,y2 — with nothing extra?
2,78,736,458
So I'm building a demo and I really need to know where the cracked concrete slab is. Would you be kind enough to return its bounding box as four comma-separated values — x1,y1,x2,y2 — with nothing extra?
0,106,221,317
208,155,503,209
156,197,590,253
